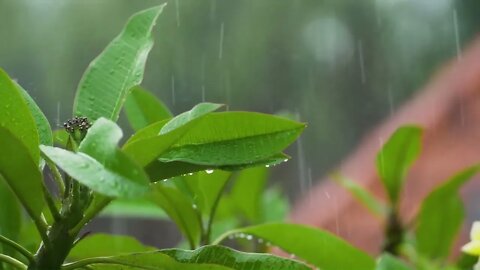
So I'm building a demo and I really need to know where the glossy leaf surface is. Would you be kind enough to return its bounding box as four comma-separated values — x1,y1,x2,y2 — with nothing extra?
215,223,375,270
73,5,165,121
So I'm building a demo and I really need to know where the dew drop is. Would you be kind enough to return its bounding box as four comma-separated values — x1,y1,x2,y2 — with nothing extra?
265,165,270,168
205,169,214,174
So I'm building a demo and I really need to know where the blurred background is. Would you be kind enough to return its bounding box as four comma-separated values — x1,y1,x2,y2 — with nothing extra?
1,0,479,247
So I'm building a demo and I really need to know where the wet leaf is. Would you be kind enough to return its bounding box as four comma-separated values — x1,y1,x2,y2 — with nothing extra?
215,223,375,270
74,5,166,122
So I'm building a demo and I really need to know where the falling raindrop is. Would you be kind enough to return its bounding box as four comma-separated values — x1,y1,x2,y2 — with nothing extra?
171,75,176,105
357,40,366,84
218,22,225,59
175,0,180,27
452,8,461,60
56,102,61,127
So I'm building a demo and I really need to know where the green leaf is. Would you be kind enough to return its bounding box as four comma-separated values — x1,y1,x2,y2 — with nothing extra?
66,252,232,270
0,127,45,220
160,103,224,134
73,5,166,121
123,103,223,166
16,82,52,147
180,170,232,218
215,223,375,270
416,166,480,260
124,86,172,131
53,129,68,147
69,234,155,259
0,180,22,261
40,118,150,198
145,153,289,182
376,126,422,204
158,112,305,166
332,173,387,218
376,254,412,270
230,167,268,223
101,198,167,219
0,68,40,164
160,245,310,270
148,182,202,249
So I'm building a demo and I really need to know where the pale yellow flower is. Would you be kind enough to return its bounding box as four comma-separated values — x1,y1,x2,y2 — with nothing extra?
462,222,480,256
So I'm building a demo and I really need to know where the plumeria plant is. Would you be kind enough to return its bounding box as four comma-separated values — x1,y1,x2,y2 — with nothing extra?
2,3,480,270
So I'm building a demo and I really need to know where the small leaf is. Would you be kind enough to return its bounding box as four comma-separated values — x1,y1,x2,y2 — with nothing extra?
69,234,155,259
0,68,40,164
416,166,480,260
101,198,167,219
376,254,412,270
160,245,310,270
376,126,422,204
40,118,150,198
0,127,45,220
73,4,166,121
124,86,173,131
53,129,69,147
123,103,223,166
332,173,387,218
148,182,202,248
230,166,268,223
215,223,375,270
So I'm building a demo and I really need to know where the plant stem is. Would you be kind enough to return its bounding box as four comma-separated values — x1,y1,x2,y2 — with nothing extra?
42,186,61,222
69,197,111,236
0,254,27,270
0,235,35,263
201,176,232,246
382,209,404,254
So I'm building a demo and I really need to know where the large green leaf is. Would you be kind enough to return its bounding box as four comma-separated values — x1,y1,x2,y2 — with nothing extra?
64,252,232,270
215,223,375,270
230,167,268,223
40,118,150,198
73,5,165,121
123,103,223,166
16,83,52,147
333,173,387,218
148,182,202,249
69,234,155,259
145,153,289,182
416,166,480,260
124,86,172,131
376,126,422,204
0,180,22,265
0,68,39,164
0,127,45,220
376,254,412,270
160,245,310,270
158,112,304,166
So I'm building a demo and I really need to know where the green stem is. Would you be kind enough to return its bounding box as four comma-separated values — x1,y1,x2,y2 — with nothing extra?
0,254,27,270
69,197,111,236
62,257,143,270
201,175,232,245
43,186,61,222
0,235,34,263
32,216,51,251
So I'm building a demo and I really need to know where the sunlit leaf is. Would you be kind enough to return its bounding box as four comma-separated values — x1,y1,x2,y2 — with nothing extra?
215,223,375,270
73,5,166,121
124,86,172,131
416,166,480,260
376,126,422,204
